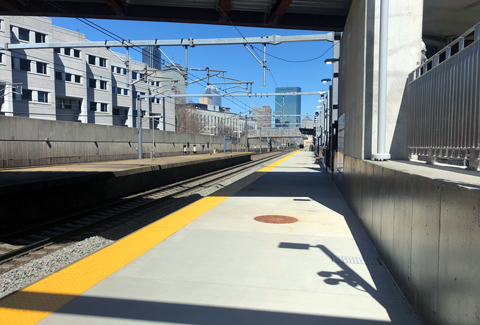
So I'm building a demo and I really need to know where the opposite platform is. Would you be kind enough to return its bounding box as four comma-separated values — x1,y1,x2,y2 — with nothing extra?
0,151,420,324
0,152,251,230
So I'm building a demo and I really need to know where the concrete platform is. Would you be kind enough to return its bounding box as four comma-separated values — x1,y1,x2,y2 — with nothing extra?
0,151,420,324
0,152,251,230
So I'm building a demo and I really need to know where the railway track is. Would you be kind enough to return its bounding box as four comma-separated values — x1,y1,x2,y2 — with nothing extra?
0,150,292,273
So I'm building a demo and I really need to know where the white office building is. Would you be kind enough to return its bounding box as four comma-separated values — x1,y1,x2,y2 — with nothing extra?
191,102,257,136
0,16,180,131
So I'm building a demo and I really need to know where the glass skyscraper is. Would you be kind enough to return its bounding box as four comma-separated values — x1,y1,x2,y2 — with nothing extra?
275,87,301,127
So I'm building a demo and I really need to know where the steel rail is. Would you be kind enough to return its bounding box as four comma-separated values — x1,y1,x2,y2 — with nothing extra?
0,151,291,265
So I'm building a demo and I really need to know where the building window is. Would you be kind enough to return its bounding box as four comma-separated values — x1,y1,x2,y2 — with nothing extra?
19,58,30,71
111,66,115,72
18,28,29,42
54,48,60,53
99,80,107,90
64,48,71,56
21,89,32,101
65,73,72,82
99,58,107,67
0,53,3,64
116,67,122,74
89,102,97,111
73,49,80,58
115,87,121,95
88,55,96,65
74,75,81,83
100,103,107,112
132,72,137,80
35,32,46,43
38,91,48,103
123,89,128,95
139,74,145,79
56,98,73,109
88,78,96,88
36,62,47,74
55,71,62,80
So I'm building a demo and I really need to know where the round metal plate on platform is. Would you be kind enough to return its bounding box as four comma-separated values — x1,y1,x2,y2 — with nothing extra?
254,215,298,224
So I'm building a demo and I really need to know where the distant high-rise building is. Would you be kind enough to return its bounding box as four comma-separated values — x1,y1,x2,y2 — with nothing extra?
253,105,272,128
301,115,314,129
142,46,162,70
204,85,222,107
274,87,301,127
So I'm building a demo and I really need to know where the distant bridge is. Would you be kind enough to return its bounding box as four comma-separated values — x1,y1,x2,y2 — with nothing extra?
246,128,305,139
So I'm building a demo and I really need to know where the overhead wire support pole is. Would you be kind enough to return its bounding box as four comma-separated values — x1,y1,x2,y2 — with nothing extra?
125,47,130,86
0,33,335,51
184,46,188,86
140,91,326,99
137,97,143,159
263,44,267,87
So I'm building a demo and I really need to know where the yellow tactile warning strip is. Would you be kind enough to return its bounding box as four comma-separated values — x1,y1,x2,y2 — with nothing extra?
0,150,300,324
0,197,226,324
257,149,301,172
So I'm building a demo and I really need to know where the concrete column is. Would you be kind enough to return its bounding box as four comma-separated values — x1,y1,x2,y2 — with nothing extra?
127,107,134,127
468,149,479,170
426,147,436,165
2,84,14,116
80,98,88,123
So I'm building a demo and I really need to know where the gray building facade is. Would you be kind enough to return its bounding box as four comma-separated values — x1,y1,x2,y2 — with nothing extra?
0,16,178,131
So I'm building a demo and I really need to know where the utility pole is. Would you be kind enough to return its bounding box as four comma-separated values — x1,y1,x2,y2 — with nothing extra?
244,115,248,151
267,132,270,152
259,127,262,153
137,97,143,159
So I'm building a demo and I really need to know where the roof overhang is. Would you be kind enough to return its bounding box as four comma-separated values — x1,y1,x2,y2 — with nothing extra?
0,0,351,31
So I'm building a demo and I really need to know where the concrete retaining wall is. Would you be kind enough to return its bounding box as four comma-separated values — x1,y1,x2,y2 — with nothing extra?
0,115,242,168
339,0,422,159
342,155,480,325
0,154,251,230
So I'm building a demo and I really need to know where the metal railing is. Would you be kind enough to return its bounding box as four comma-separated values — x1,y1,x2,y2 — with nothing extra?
407,22,480,159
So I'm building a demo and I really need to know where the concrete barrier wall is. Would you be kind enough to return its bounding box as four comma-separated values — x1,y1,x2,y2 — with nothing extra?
0,154,251,230
342,155,480,325
0,115,242,168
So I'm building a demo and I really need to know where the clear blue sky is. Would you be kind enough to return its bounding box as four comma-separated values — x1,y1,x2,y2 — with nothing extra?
51,17,334,119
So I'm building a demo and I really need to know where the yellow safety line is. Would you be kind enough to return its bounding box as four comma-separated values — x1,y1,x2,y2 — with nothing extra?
257,150,301,172
0,150,299,324
0,197,227,324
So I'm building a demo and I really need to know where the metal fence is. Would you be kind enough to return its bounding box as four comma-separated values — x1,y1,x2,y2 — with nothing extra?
407,23,480,159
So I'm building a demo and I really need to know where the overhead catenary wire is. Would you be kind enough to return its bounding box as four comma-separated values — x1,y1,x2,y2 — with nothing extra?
219,7,334,63
44,0,252,111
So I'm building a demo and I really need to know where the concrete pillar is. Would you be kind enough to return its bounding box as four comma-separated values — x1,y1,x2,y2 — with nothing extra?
80,98,88,123
426,147,436,165
2,84,14,116
468,149,479,170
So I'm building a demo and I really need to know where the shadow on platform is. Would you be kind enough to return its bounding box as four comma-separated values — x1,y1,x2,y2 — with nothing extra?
0,291,393,324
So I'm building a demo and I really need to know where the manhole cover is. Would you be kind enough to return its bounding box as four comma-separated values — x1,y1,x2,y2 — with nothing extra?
254,215,298,224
